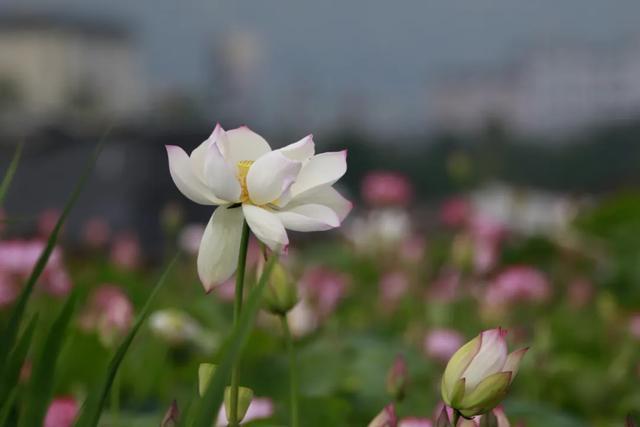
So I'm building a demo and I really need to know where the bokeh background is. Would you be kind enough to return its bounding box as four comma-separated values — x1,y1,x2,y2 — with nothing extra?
2,1,640,426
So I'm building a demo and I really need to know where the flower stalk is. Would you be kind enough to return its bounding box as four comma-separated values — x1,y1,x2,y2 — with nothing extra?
452,409,460,426
280,314,299,427
228,220,251,427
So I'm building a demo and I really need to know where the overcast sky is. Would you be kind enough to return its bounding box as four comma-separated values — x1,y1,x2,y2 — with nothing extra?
4,0,640,133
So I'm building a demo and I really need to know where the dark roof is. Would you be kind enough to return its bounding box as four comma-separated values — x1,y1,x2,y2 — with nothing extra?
0,11,130,40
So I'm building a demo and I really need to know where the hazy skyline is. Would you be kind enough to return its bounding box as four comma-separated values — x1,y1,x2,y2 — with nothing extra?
3,0,640,133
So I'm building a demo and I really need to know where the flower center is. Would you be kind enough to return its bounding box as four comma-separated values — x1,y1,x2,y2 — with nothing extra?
236,160,254,203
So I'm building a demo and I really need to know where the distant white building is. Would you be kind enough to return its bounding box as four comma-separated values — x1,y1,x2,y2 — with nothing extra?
0,13,147,124
432,37,640,136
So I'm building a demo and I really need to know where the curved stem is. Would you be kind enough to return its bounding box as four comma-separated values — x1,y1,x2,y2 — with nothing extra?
111,371,120,426
452,409,461,426
280,314,299,427
228,221,250,427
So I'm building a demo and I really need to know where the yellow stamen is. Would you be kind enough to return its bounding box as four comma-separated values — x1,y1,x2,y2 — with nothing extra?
236,160,254,203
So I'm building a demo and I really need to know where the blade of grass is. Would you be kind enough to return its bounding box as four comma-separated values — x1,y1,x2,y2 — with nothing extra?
74,254,179,427
0,140,23,207
191,254,278,427
0,314,38,404
19,292,77,427
0,126,112,370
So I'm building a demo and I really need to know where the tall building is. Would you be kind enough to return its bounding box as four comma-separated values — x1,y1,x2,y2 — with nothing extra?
431,37,640,136
0,12,147,125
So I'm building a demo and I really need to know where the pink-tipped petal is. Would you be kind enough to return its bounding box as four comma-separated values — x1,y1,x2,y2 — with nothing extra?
276,203,340,232
461,328,509,390
166,145,222,205
204,141,241,202
502,347,528,383
278,134,315,161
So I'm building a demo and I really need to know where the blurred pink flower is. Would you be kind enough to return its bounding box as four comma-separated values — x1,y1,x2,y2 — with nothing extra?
485,266,551,307
469,214,506,275
362,171,413,207
80,285,134,346
399,418,432,427
427,271,460,303
38,208,61,237
216,397,274,426
440,197,471,228
567,277,593,308
82,217,111,249
213,276,237,301
44,396,78,427
400,236,426,263
629,314,640,339
0,239,72,300
0,272,17,307
301,266,348,318
110,231,141,270
178,224,205,256
380,271,410,309
424,329,464,363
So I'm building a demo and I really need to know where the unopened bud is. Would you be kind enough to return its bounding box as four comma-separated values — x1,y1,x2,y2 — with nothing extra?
386,354,408,401
224,386,254,423
367,404,397,427
198,363,216,397
161,399,180,427
261,261,298,315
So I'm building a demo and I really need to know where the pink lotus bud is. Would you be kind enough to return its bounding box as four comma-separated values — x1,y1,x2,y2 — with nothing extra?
44,396,78,427
424,329,464,363
440,197,471,228
400,418,433,427
82,217,111,249
386,354,409,401
110,231,142,270
368,404,398,427
362,171,413,207
441,328,528,417
161,400,180,427
485,266,551,307
80,285,134,346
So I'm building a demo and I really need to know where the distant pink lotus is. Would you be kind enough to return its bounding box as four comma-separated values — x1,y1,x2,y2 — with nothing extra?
110,231,142,270
485,266,551,306
82,217,111,249
567,277,593,309
362,171,413,207
44,396,78,427
629,314,640,339
38,208,61,237
301,266,349,318
0,239,72,304
427,271,460,303
424,329,464,363
440,197,471,228
80,285,134,345
400,236,426,263
380,271,410,309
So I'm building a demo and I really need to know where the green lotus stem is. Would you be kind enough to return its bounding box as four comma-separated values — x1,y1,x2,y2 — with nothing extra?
452,409,460,426
228,221,251,427
280,314,299,427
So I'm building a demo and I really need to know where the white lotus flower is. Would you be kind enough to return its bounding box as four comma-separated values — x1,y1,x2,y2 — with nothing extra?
166,125,351,291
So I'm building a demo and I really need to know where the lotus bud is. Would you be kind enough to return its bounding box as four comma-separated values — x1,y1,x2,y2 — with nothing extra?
161,399,180,427
368,404,397,427
224,386,254,423
434,407,452,427
198,363,216,397
441,328,528,418
260,259,298,315
386,354,408,401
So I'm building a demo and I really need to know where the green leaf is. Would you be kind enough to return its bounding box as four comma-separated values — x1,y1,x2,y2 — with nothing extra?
0,140,23,207
0,127,111,371
74,254,178,427
0,388,17,427
19,292,77,427
0,315,38,405
191,254,278,427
